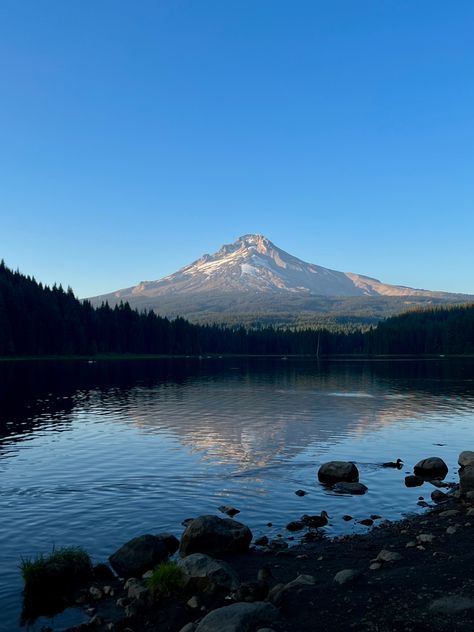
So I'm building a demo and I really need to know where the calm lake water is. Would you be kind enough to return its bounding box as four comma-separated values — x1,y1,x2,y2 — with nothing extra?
1,357,474,631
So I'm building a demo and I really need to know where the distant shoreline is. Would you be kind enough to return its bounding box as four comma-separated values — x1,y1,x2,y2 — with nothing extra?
1,353,474,362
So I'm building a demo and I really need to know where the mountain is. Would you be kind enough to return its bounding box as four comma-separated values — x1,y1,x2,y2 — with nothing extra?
89,234,472,327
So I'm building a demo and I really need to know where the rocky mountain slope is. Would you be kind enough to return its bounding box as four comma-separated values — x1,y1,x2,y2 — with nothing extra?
89,234,471,326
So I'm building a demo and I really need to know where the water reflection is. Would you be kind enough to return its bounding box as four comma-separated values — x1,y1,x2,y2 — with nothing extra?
1,358,474,631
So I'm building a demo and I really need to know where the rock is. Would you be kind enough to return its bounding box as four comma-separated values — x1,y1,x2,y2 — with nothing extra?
268,538,288,550
466,508,474,516
268,574,316,605
180,515,252,557
295,489,307,496
195,602,279,632
233,580,268,602
417,533,434,543
155,532,180,556
359,519,373,527
89,615,103,626
429,595,474,613
257,567,271,583
126,578,149,603
109,534,169,578
439,509,460,517
406,541,416,548
405,475,424,487
458,451,474,468
369,563,381,570
414,457,448,479
177,553,240,593
460,465,474,494
431,489,449,503
116,597,129,607
187,595,200,609
267,583,285,603
334,569,358,585
446,526,457,534
218,505,240,517
286,520,305,531
342,515,353,521
124,604,137,618
374,549,402,563
254,536,269,546
93,563,115,580
333,482,368,495
179,624,197,632
89,586,103,600
318,461,359,484
103,585,113,596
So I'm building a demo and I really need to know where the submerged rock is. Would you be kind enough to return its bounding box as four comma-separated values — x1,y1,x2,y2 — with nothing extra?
218,505,240,517
109,534,169,578
333,482,368,495
318,461,359,484
414,457,448,479
286,520,305,531
179,515,252,557
405,475,424,488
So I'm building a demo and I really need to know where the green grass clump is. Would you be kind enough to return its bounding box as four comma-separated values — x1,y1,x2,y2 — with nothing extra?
20,545,92,599
148,561,184,600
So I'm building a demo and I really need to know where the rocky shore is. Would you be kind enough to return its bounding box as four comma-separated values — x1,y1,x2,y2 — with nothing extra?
29,452,474,632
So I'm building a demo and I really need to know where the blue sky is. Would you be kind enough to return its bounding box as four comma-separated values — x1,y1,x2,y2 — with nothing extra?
1,0,473,297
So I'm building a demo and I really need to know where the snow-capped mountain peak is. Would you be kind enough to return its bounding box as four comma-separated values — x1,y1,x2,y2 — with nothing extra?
89,234,468,320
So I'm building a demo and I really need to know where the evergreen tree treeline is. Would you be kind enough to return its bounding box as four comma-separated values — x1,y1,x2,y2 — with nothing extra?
1,261,473,357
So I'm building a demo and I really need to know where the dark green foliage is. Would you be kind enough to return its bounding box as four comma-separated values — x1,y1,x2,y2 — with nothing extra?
1,261,473,357
20,545,92,620
148,561,184,600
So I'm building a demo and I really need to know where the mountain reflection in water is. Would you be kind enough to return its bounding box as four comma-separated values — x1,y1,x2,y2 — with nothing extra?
1,357,474,631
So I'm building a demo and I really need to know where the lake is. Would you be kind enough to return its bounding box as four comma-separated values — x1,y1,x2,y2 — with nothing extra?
1,357,474,631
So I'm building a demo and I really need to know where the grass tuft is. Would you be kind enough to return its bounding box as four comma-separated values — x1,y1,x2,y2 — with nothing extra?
147,561,184,600
20,545,92,602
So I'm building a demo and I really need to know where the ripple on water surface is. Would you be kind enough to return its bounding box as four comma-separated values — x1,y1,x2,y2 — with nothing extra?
0,357,473,631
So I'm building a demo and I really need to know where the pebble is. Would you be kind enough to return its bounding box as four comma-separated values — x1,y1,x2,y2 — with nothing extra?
446,526,457,534
417,533,434,543
334,569,358,585
187,595,200,609
406,541,416,548
374,549,403,563
89,586,103,600
369,563,381,570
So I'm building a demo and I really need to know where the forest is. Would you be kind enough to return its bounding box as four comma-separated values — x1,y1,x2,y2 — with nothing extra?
1,261,473,357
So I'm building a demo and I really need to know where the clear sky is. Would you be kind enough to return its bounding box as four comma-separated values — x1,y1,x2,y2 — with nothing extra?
1,0,473,298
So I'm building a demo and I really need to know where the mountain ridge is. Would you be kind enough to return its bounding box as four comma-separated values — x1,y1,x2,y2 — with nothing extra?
89,234,472,326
